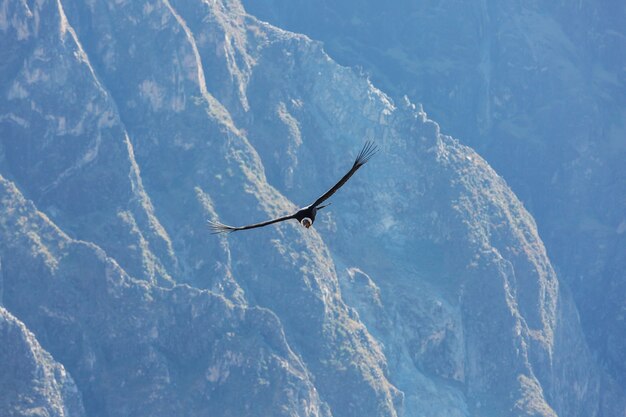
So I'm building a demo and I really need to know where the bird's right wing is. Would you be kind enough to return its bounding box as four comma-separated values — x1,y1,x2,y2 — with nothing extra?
208,213,296,234
310,141,378,208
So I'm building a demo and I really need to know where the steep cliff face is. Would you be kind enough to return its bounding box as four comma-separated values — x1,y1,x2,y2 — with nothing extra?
1,1,398,416
0,175,329,417
0,0,618,416
243,0,626,396
0,307,85,417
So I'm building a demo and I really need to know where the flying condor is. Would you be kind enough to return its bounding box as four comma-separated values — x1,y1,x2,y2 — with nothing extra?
208,141,378,234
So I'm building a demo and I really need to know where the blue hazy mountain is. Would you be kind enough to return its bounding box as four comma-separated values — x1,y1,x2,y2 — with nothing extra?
1,1,623,416
243,0,626,395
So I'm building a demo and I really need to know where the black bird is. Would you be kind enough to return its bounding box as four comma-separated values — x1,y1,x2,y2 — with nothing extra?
208,141,378,234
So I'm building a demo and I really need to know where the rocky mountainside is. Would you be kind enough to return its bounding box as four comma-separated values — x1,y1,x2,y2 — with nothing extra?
1,1,622,416
0,307,85,417
242,0,626,392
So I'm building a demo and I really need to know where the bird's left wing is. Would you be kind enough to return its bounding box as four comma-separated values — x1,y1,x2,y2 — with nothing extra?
310,141,378,208
208,213,296,234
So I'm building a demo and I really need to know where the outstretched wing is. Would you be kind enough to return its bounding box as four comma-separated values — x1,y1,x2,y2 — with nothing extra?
310,141,378,208
208,213,296,234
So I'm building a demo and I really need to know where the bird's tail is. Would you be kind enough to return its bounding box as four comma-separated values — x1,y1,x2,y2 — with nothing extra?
317,203,332,210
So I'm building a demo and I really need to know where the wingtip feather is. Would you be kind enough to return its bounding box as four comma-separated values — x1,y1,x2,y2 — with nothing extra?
354,140,379,166
207,220,236,234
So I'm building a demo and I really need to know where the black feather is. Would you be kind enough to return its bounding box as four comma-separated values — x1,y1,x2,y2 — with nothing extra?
310,141,378,208
208,141,378,234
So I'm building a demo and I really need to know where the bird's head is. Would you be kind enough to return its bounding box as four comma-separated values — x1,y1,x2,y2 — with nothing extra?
301,217,313,229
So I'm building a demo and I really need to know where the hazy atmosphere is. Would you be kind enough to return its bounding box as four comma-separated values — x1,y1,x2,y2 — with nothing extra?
1,0,624,416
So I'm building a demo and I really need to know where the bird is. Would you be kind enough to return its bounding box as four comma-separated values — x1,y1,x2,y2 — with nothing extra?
208,141,378,234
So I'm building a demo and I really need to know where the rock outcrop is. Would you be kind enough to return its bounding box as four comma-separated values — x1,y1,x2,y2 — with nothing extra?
1,0,620,416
